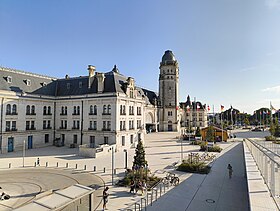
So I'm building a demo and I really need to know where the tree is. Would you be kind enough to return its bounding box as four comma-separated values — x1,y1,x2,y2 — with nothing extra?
244,117,250,126
132,140,147,169
274,118,280,137
195,127,201,137
206,125,215,142
270,120,275,136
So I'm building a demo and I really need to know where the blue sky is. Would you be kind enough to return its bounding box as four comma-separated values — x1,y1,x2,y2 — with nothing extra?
1,0,280,114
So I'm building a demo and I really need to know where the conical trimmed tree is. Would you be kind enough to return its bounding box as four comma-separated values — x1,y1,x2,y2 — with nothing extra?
132,140,147,169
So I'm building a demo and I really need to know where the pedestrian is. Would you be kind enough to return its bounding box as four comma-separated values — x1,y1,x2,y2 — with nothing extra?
102,186,109,210
129,180,135,194
142,180,147,195
227,164,233,179
37,158,40,166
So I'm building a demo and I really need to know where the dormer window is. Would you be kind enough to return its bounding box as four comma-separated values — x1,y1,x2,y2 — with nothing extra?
41,82,47,87
26,79,31,86
7,76,12,83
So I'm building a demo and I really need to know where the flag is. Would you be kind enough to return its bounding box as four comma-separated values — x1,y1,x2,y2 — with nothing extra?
263,111,266,115
197,104,200,110
207,105,210,111
221,105,224,111
176,106,179,110
259,111,262,115
186,105,190,111
271,104,276,111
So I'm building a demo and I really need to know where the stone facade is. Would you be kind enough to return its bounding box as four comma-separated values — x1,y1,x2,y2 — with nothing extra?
0,51,207,153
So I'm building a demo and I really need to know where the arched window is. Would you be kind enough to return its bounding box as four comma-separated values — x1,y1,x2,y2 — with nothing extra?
26,105,30,114
61,106,64,114
48,106,51,114
43,106,47,115
90,105,93,114
94,105,97,115
6,104,11,115
12,104,17,114
108,105,111,114
31,105,35,114
65,106,68,115
74,106,77,114
77,106,80,115
103,105,107,114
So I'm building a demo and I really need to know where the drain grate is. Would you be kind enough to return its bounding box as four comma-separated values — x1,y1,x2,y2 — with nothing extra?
206,199,215,203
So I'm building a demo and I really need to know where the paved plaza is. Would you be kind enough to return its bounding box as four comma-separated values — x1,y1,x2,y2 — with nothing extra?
1,131,276,210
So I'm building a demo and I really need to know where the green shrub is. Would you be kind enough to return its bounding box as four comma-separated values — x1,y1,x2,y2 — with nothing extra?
177,161,211,174
265,136,276,141
208,145,222,152
199,144,222,152
273,141,280,144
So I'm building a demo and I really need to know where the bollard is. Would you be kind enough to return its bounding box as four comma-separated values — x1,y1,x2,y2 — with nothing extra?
103,167,106,173
34,162,36,167
93,166,96,172
46,162,48,167
56,162,59,167
84,165,87,170
75,164,78,169
66,163,68,168
9,163,11,168
114,169,116,175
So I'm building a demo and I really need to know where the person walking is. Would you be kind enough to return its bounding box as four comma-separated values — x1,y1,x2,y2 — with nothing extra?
129,180,135,194
102,186,109,210
227,164,233,179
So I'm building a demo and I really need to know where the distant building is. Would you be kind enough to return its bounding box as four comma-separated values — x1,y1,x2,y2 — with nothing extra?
179,95,208,129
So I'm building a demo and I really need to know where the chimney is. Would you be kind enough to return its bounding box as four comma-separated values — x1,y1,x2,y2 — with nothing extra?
88,65,96,88
96,72,105,93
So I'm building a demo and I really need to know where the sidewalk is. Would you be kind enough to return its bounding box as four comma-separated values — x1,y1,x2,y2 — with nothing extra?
145,141,250,211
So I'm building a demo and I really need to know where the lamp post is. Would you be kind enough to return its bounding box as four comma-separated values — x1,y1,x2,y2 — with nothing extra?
180,129,183,162
23,140,25,167
111,146,115,186
124,149,128,169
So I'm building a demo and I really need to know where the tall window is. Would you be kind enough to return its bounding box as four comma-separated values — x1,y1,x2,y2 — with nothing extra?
6,104,11,115
12,104,17,114
107,105,111,114
103,105,107,114
31,105,35,114
104,137,109,145
43,106,47,115
45,134,49,143
77,106,80,115
6,121,10,131
11,121,16,130
26,105,30,115
48,106,51,114
94,105,97,114
90,105,93,114
65,106,68,115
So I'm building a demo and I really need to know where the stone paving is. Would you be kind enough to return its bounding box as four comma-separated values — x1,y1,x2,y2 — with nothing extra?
0,132,251,211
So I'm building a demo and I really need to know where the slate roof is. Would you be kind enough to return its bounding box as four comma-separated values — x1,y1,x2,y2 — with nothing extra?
0,67,158,104
0,67,56,95
180,95,206,110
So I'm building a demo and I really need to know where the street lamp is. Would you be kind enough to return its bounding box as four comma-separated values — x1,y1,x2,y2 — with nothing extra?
110,146,115,186
180,129,183,162
123,149,128,169
23,140,25,167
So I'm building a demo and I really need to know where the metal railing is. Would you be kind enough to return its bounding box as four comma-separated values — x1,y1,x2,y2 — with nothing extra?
124,180,172,211
245,138,280,209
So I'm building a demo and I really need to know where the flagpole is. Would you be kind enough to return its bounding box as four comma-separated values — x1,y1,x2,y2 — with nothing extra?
213,105,215,125
221,111,223,142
